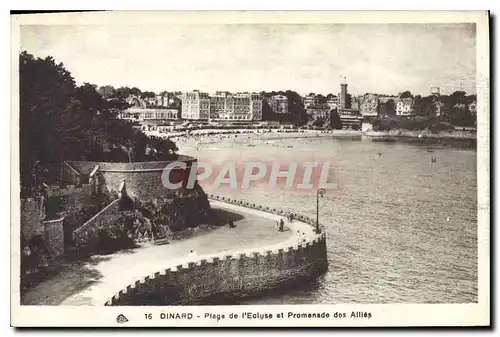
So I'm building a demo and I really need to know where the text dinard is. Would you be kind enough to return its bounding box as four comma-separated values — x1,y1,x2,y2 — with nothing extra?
155,312,372,321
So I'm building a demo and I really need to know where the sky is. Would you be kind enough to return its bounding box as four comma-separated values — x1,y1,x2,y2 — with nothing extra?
20,23,476,96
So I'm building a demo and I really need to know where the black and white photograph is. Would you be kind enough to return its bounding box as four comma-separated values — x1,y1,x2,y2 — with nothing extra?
10,10,490,327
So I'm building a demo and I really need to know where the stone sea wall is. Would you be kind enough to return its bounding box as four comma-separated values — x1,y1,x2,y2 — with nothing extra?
105,196,328,306
105,235,327,306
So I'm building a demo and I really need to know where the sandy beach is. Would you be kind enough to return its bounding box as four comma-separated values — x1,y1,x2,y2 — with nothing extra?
145,128,363,152
144,127,476,153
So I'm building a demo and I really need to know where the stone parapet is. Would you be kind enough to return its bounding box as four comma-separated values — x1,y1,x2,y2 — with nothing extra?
104,195,328,306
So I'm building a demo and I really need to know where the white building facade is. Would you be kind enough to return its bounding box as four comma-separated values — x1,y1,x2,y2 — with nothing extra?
120,108,179,120
181,90,211,120
249,93,263,120
209,92,262,121
395,98,415,116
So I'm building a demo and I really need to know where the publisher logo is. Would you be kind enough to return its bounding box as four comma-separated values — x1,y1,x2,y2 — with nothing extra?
116,314,129,324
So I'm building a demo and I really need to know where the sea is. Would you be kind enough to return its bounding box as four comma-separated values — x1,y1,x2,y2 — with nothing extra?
184,135,478,304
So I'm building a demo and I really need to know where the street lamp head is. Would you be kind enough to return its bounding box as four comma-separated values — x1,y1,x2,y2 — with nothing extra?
316,188,326,235
318,188,326,198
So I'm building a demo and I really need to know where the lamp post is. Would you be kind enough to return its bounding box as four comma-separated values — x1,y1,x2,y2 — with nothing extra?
316,188,326,234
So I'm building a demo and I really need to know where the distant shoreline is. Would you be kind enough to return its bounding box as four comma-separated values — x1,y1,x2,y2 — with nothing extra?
148,129,363,147
146,128,477,146
363,130,477,141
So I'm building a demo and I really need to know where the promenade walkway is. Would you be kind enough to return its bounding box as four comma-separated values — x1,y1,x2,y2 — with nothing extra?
22,201,314,306
209,200,316,243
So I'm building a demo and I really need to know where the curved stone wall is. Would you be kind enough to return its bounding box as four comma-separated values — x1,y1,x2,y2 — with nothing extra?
104,196,328,306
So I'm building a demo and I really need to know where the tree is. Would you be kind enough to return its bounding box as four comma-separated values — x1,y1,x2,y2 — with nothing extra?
130,87,142,97
19,51,178,196
20,51,77,190
382,99,396,116
170,97,182,110
148,137,179,159
329,109,342,129
413,95,436,117
345,93,352,109
261,99,277,121
285,90,308,125
97,85,115,98
316,94,327,104
112,87,133,100
141,91,156,99
448,105,475,127
400,91,413,99
466,94,477,106
450,91,467,106
439,92,473,124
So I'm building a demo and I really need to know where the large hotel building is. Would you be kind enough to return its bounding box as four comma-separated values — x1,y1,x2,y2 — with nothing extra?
181,90,211,120
181,90,263,121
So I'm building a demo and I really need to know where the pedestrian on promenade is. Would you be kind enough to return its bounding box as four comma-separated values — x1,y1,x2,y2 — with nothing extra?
229,221,236,228
296,230,302,245
301,232,307,243
279,219,284,232
188,250,197,258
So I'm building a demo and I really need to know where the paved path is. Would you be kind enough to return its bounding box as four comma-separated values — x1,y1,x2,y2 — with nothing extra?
45,202,314,306
209,200,316,243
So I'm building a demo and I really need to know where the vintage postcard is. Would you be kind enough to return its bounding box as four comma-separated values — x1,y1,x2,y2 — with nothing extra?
10,11,490,327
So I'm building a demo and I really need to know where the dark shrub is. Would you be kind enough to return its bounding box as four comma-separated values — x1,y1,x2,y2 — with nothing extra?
76,185,211,255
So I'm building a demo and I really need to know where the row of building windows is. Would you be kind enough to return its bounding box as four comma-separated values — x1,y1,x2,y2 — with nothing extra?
181,91,263,120
121,109,179,120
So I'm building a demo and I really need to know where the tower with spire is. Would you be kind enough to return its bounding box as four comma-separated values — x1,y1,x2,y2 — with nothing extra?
339,76,348,109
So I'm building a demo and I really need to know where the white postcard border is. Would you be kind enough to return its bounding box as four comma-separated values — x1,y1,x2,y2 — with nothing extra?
10,10,490,327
